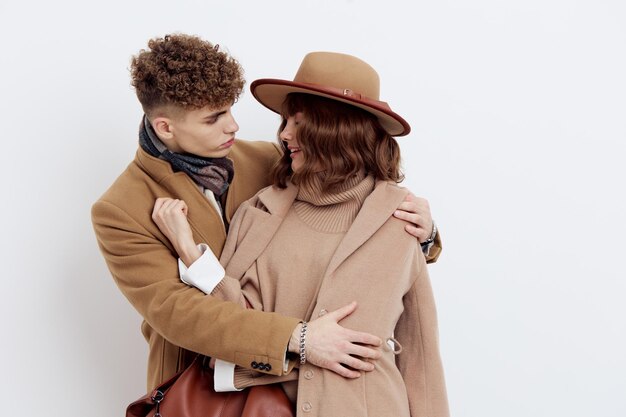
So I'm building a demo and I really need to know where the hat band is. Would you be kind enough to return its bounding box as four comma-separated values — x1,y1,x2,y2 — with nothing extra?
294,82,391,112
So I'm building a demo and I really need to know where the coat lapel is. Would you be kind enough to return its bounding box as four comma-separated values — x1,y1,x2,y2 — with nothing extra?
137,149,228,256
161,173,228,255
222,184,299,279
323,181,409,277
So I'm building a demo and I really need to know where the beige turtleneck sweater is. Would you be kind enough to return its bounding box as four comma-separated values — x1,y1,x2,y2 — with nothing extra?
294,172,375,233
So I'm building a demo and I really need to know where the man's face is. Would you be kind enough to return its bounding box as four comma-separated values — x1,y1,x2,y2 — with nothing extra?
166,104,239,158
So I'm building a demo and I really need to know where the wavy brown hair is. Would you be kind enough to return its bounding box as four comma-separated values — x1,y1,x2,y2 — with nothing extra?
130,34,244,117
272,93,404,191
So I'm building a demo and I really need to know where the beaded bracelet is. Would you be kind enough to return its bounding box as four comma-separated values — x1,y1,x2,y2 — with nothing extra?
299,321,308,365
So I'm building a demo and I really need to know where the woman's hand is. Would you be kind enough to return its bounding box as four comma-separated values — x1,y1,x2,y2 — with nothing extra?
393,192,434,243
289,301,382,378
152,198,201,266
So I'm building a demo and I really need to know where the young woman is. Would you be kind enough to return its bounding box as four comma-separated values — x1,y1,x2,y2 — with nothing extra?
154,52,448,417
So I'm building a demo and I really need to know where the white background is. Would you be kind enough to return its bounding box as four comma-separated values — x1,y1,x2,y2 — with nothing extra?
1,0,625,416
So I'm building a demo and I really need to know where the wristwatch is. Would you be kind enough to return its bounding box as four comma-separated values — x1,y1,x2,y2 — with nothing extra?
420,221,437,256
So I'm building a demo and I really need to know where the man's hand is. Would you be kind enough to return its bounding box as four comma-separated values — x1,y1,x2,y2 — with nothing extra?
393,192,434,243
152,198,201,266
289,301,382,378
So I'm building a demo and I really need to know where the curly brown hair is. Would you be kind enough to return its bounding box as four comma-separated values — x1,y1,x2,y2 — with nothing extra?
272,93,404,191
130,33,244,116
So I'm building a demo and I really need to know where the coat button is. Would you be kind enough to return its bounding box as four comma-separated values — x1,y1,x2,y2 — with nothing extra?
302,402,312,412
251,361,259,369
265,363,272,371
318,309,328,317
304,370,314,380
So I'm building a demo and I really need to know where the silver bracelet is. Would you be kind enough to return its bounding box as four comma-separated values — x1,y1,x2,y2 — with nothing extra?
421,221,437,255
428,220,437,241
299,321,308,365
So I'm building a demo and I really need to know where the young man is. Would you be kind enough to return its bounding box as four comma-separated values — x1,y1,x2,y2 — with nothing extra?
92,33,441,391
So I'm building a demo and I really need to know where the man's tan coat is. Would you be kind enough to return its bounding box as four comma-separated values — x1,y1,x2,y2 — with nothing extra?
92,140,300,390
216,181,449,417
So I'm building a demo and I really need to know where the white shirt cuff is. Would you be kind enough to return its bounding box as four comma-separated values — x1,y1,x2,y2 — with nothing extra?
177,243,225,294
213,359,242,392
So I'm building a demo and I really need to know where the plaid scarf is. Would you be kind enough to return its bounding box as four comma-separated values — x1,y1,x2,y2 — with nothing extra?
139,116,234,196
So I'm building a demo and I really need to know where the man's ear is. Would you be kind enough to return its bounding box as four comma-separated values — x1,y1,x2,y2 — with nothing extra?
151,117,175,141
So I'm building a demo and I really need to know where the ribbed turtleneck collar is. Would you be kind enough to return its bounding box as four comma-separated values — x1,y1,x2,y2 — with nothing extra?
293,172,375,233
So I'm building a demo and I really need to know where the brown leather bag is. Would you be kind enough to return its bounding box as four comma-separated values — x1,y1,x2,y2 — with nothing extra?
126,356,295,417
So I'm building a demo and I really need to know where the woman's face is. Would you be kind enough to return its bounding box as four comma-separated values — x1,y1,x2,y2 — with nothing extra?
279,111,305,172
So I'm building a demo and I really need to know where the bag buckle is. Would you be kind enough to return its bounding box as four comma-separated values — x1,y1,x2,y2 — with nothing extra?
151,389,164,417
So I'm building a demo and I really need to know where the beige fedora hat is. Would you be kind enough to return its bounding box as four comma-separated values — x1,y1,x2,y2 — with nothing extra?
250,52,410,136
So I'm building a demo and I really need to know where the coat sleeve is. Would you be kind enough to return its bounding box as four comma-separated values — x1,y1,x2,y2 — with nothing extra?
394,248,449,417
91,199,299,376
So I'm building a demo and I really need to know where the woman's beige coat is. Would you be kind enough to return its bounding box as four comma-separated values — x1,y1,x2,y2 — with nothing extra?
216,181,449,417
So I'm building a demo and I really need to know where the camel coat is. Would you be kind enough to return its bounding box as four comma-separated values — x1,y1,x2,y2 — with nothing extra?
216,181,449,417
91,140,300,390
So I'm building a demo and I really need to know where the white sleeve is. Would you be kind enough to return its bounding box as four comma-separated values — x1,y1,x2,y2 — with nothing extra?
213,359,242,392
177,243,225,294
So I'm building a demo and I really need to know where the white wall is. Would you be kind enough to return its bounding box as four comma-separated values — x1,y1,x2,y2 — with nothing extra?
1,1,624,416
